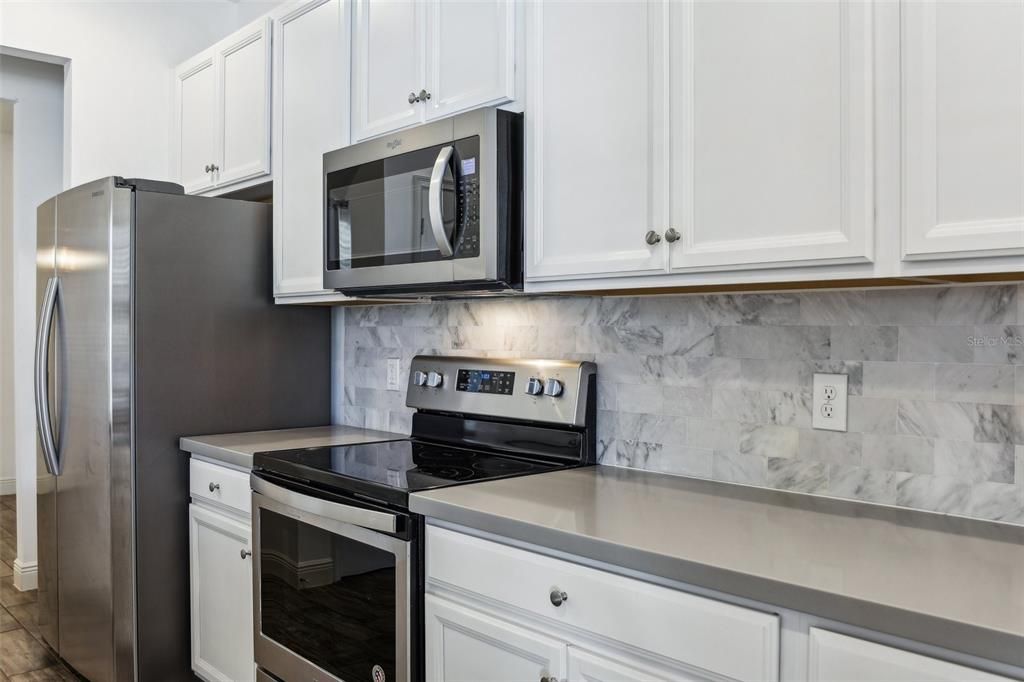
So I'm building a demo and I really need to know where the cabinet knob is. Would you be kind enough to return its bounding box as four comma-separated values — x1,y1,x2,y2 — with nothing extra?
208,482,220,493
549,588,568,607
204,164,212,173
419,88,431,102
665,227,681,243
210,164,219,173
408,91,418,104
645,230,662,245
240,549,252,560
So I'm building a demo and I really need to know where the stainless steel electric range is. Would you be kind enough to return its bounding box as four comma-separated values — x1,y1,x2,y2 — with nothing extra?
250,355,597,682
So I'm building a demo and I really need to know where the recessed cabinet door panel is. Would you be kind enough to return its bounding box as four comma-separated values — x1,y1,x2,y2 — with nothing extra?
189,504,255,682
567,648,712,682
218,19,272,186
425,595,567,682
902,0,1024,260
352,0,424,141
807,629,1013,682
424,0,515,121
176,55,218,194
525,1,668,280
669,0,874,271
273,0,350,300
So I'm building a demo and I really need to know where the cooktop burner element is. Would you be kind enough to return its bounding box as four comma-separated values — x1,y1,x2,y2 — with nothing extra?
254,355,597,509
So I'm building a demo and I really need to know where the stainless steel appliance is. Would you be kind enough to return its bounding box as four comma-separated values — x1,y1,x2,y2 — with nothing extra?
251,355,597,682
323,108,522,297
34,177,331,682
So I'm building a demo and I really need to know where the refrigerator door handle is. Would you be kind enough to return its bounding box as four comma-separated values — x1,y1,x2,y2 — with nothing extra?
35,276,61,475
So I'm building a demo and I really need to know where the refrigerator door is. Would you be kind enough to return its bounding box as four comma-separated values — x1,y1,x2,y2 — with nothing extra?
53,178,133,682
34,196,60,651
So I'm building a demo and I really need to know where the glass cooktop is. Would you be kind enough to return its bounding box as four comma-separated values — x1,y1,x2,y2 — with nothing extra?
253,439,568,508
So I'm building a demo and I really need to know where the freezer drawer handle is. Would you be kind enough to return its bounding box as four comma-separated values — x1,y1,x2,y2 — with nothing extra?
251,475,398,533
34,276,61,476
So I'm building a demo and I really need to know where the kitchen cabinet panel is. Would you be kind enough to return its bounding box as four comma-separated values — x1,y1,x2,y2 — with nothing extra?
807,629,1013,682
425,594,568,682
176,55,219,195
525,0,668,280
567,647,712,682
902,0,1024,260
272,0,351,303
218,19,272,187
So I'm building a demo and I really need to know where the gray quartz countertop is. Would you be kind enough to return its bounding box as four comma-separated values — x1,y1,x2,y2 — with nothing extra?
180,425,402,469
410,466,1024,668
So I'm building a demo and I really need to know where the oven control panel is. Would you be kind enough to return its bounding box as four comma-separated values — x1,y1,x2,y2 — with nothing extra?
406,356,595,427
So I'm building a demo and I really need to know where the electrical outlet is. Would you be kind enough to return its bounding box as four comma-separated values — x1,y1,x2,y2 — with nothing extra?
386,358,401,391
812,373,848,432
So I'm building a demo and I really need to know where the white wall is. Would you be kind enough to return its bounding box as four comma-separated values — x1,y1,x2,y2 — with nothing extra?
0,55,64,590
0,102,13,495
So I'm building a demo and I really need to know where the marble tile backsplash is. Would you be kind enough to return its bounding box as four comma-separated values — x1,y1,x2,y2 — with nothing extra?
337,284,1024,524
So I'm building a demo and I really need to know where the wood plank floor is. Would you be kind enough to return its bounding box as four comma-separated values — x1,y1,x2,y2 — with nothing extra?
0,495,80,681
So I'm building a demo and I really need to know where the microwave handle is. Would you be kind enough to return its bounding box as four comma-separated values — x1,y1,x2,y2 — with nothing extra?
428,145,455,257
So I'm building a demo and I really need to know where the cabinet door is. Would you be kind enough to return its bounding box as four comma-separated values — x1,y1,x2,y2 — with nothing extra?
423,0,515,121
352,0,424,141
668,0,874,271
425,595,567,682
189,504,254,682
176,54,218,194
807,629,1012,682
217,18,272,187
525,1,668,281
902,0,1024,260
567,647,711,682
272,0,351,301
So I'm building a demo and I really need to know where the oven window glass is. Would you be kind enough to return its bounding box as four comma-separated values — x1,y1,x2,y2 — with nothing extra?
259,508,396,681
326,136,480,271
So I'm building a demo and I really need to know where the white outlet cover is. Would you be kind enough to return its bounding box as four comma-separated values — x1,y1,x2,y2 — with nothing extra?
812,373,848,432
386,358,401,391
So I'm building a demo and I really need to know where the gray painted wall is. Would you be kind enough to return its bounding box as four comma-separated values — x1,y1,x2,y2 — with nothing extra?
337,284,1024,525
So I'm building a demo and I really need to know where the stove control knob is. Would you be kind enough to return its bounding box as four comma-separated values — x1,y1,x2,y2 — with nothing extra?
413,370,428,387
426,371,444,388
543,378,564,398
525,377,544,396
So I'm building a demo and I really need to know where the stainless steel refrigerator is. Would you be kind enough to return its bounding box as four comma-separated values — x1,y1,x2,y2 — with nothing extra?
34,177,331,682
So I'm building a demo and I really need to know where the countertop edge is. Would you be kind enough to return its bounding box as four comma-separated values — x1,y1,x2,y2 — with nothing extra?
179,437,253,469
409,493,1024,669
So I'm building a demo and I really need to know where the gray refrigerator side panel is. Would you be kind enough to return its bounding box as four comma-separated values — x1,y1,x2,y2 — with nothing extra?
131,191,331,681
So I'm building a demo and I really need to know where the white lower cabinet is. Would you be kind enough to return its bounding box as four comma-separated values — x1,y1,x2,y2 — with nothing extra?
425,595,567,682
807,629,1014,682
188,457,255,682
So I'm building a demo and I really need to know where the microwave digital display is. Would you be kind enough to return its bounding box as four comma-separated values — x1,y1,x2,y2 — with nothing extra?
456,369,515,395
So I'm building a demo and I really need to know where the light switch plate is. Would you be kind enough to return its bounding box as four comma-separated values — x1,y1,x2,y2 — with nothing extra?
812,373,848,432
386,358,401,391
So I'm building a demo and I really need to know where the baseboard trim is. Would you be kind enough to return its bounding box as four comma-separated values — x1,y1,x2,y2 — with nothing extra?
12,558,38,591
0,478,14,496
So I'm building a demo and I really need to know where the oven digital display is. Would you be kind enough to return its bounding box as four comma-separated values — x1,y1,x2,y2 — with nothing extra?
456,369,515,395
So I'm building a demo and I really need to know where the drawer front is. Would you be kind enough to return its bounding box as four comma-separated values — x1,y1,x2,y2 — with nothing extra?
426,525,779,681
190,458,250,514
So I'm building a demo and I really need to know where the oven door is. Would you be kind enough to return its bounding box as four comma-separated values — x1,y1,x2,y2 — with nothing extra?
252,475,411,682
323,111,499,293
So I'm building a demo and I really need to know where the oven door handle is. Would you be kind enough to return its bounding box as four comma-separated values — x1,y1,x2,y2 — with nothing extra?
428,144,455,258
251,475,398,533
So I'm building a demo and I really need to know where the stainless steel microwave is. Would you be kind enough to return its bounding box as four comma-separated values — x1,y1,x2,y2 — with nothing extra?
323,108,523,297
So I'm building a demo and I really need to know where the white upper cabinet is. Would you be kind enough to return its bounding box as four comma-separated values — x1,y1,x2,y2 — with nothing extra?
525,1,668,280
901,0,1024,261
176,56,219,195
272,0,351,304
667,0,875,271
174,18,272,195
350,0,515,142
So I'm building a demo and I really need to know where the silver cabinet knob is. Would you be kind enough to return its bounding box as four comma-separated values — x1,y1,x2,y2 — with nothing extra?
240,549,251,560
204,164,212,173
408,91,418,104
210,164,219,172
525,377,544,396
413,370,428,387
419,89,431,101
425,371,443,388
549,589,568,607
543,378,563,397
665,227,681,243
645,230,662,245
208,482,220,493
